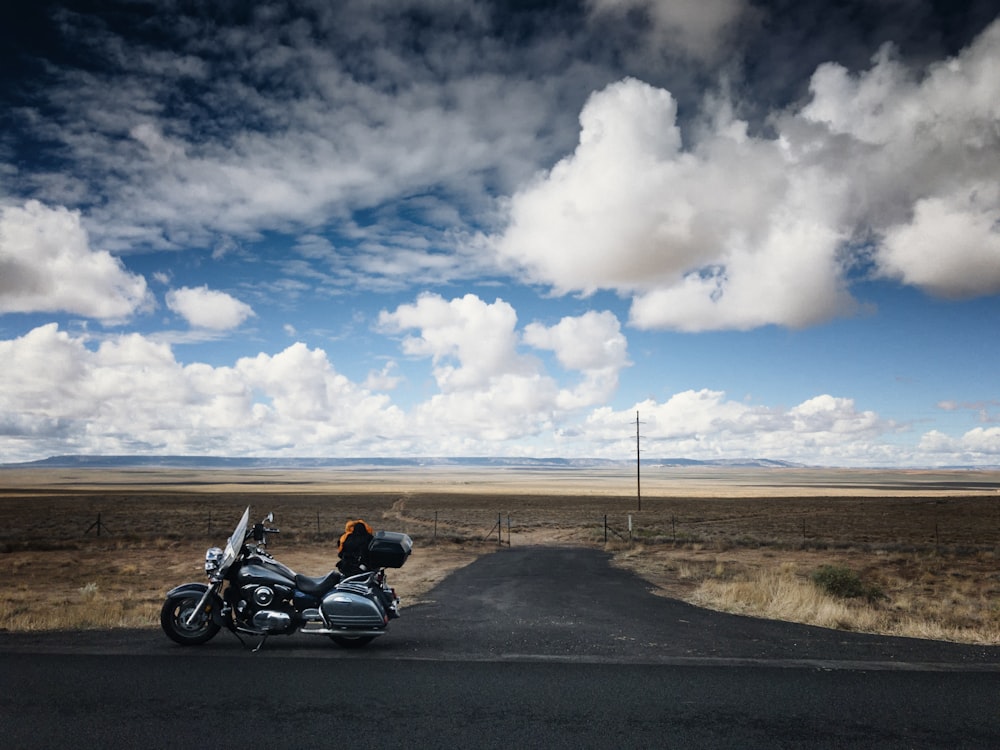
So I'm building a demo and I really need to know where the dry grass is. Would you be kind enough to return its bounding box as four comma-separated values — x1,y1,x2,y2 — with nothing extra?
610,545,1000,645
0,538,483,632
1,467,999,644
690,562,1000,644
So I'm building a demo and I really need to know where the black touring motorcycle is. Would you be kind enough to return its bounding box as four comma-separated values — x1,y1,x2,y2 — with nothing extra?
160,507,412,649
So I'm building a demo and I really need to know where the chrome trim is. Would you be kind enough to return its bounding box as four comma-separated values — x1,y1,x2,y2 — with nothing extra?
299,626,386,637
183,584,215,628
336,582,371,596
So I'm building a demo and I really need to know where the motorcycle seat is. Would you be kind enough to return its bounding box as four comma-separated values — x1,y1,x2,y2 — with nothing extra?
295,570,343,596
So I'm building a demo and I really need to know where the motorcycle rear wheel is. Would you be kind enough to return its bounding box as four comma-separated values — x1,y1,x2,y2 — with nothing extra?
330,635,375,648
161,593,221,645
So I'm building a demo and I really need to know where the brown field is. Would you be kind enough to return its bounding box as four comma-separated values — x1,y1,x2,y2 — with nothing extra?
1,466,999,644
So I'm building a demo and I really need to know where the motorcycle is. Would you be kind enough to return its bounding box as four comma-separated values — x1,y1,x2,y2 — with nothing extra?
160,507,412,649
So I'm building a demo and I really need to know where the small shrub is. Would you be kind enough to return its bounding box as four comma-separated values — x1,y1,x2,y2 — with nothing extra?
811,565,884,602
78,582,99,601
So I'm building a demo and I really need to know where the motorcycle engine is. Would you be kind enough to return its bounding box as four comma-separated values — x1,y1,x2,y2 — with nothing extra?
252,585,275,606
251,609,292,632
235,583,296,634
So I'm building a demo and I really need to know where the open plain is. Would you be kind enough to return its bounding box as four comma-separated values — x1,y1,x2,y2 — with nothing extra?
1,465,999,644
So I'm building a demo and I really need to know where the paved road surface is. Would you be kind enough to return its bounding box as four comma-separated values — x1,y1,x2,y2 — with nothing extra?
2,547,999,748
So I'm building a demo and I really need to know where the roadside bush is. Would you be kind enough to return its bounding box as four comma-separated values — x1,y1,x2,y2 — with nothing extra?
811,565,884,602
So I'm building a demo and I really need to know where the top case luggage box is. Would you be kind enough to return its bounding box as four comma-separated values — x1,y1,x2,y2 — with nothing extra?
366,530,412,568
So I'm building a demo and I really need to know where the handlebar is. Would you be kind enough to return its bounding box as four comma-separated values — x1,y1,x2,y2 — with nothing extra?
250,520,281,543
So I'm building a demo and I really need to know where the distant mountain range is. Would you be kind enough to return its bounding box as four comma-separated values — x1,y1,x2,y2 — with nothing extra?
1,455,804,470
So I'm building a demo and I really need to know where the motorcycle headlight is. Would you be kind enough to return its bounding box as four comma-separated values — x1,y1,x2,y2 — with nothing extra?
204,546,224,574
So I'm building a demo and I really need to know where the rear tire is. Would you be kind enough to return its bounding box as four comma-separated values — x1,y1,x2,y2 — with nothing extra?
330,635,375,648
161,593,221,645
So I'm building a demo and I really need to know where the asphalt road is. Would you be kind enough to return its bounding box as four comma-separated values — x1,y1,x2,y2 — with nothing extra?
2,547,999,748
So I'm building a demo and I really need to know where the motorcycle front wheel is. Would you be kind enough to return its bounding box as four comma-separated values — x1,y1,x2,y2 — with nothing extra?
160,593,221,645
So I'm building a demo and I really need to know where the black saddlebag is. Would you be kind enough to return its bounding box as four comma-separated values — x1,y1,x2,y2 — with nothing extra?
366,531,412,568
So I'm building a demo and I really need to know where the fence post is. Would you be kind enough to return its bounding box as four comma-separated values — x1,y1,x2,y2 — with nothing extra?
85,512,109,537
498,513,502,546
604,514,608,544
482,516,500,542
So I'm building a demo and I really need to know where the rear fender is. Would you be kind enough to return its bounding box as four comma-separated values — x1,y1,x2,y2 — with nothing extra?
165,582,225,626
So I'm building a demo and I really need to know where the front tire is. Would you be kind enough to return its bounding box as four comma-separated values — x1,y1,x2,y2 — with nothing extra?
161,593,221,645
330,635,375,648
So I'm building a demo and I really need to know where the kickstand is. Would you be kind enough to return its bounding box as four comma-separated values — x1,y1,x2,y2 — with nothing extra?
229,629,268,653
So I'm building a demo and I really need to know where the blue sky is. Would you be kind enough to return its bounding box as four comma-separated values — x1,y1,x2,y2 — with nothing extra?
1,0,999,466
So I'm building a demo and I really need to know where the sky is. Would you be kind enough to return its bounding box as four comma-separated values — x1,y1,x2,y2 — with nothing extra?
0,0,999,467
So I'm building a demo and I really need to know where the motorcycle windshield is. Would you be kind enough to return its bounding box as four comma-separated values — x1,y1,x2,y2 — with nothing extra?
220,506,251,574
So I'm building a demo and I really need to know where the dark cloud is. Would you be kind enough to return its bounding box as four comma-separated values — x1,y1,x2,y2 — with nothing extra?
1,1,996,265
736,0,998,113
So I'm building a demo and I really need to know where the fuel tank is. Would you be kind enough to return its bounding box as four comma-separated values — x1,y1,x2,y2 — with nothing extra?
235,560,296,588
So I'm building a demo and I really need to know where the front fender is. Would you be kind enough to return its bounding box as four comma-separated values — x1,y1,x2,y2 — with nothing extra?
166,582,211,598
165,582,225,626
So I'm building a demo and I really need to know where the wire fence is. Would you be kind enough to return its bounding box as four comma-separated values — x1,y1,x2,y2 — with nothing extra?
3,493,999,556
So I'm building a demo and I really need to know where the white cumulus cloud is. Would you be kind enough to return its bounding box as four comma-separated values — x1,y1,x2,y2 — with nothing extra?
0,318,989,467
166,285,256,330
496,20,1000,331
878,185,1000,298
378,295,635,439
0,200,150,320
582,390,890,463
918,427,1000,458
524,310,630,409
802,22,1000,299
496,77,856,331
378,293,533,392
524,310,629,372
0,325,403,458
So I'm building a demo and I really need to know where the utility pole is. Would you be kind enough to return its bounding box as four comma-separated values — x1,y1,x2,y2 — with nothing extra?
636,410,641,512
